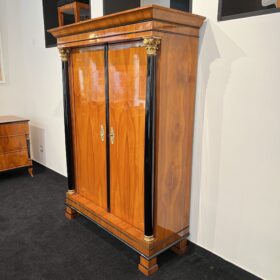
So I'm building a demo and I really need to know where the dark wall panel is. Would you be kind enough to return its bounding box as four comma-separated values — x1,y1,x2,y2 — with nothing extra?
170,0,192,12
103,0,140,15
42,0,59,48
220,0,276,18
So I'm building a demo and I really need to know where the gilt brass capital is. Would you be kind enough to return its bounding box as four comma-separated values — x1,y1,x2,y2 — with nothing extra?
143,37,161,56
59,48,71,61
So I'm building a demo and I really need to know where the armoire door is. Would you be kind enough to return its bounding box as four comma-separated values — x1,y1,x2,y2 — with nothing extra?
108,42,147,231
71,46,107,210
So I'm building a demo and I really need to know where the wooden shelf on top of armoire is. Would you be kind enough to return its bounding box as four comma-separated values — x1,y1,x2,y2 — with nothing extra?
49,5,205,276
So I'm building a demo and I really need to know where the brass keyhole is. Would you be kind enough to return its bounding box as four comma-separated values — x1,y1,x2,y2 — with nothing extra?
110,127,115,144
100,125,105,142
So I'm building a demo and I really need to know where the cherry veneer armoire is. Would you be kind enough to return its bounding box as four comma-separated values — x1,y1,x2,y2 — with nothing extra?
49,5,205,275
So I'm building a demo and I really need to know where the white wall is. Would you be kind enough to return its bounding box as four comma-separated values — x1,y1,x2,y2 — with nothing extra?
0,0,67,176
191,1,280,280
1,0,279,279
0,1,27,115
90,0,103,18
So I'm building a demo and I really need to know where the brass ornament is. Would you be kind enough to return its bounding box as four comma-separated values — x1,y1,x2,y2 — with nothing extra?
100,124,105,142
66,189,75,196
110,127,115,144
59,48,71,61
143,37,161,56
144,235,155,242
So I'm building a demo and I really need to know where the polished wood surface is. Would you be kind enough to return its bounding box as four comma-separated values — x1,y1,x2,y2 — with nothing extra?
0,117,32,174
152,33,198,244
66,193,150,255
0,122,29,136
138,256,158,276
50,5,205,49
50,6,205,275
65,205,79,220
0,150,31,171
57,30,153,50
109,42,146,232
0,135,27,154
171,239,188,255
277,0,280,8
71,46,107,209
55,20,201,48
49,5,205,39
66,192,190,257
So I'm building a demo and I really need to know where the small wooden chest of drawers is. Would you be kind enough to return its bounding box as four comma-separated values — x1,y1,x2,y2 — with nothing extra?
0,116,33,176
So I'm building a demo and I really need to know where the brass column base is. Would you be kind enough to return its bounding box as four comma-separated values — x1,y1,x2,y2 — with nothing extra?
144,235,155,242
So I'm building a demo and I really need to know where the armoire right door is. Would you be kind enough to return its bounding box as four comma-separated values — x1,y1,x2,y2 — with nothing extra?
108,42,147,232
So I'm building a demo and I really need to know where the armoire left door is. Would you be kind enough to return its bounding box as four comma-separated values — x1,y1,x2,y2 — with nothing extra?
70,46,108,210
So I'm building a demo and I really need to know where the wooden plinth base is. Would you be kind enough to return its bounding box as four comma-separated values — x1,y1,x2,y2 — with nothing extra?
171,239,188,255
65,206,79,220
138,256,158,276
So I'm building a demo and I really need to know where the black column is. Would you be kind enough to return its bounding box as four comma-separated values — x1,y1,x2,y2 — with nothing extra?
144,55,157,238
104,44,111,211
62,58,75,190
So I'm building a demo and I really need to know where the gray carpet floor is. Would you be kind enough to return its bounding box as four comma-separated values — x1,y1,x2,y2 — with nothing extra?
0,163,260,280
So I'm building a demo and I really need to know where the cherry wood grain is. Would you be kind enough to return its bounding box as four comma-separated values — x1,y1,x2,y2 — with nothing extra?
171,239,188,255
66,193,190,257
55,20,200,48
66,193,150,255
49,5,205,39
138,256,158,276
108,42,147,232
0,122,29,136
71,46,107,209
65,205,79,220
153,32,199,243
0,150,31,171
51,6,205,272
57,30,153,50
0,135,28,154
56,21,154,47
0,118,32,174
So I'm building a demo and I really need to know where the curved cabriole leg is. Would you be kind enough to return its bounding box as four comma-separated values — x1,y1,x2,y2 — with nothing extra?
171,239,188,255
65,206,78,220
138,256,158,276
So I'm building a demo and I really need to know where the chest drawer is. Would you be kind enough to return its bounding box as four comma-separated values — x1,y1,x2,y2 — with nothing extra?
0,122,29,137
0,150,31,171
0,135,28,154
